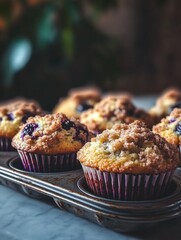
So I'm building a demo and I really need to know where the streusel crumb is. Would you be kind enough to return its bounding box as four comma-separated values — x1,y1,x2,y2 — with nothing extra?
0,98,42,138
80,96,153,132
77,120,180,174
53,87,101,118
150,88,181,122
12,113,91,154
69,87,101,103
153,108,181,145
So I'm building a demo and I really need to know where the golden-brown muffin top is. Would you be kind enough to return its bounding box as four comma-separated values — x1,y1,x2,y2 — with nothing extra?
69,87,101,103
80,96,153,133
0,98,42,138
150,88,181,121
153,108,181,145
12,113,91,155
53,87,101,118
77,120,180,174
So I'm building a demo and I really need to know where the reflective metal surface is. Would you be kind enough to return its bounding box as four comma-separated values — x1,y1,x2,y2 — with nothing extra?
0,153,181,233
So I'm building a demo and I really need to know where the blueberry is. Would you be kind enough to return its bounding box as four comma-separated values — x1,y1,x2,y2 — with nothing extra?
169,118,176,124
127,107,135,116
76,103,93,113
62,120,75,130
21,123,39,139
0,117,2,121
74,125,89,143
168,102,181,114
22,113,34,123
7,113,14,121
175,123,181,135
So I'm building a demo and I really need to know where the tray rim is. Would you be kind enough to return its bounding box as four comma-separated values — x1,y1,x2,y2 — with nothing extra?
1,154,181,225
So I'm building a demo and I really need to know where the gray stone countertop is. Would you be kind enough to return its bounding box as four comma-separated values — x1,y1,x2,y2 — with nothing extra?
0,185,181,240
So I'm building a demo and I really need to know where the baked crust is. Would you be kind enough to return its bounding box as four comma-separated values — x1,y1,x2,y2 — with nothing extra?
80,96,153,132
53,87,101,118
150,88,181,123
78,120,180,174
12,113,91,154
153,108,181,145
0,98,42,138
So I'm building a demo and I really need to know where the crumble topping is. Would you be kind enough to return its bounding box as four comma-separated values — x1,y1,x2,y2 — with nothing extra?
153,108,181,145
80,96,153,132
78,121,180,173
12,113,91,154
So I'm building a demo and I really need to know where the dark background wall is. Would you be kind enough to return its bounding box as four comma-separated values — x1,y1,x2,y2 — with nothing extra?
0,0,181,110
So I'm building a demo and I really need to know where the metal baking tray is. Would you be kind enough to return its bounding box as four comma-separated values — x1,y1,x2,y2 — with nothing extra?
0,152,181,233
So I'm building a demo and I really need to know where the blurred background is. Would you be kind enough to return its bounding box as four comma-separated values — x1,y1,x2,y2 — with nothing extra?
0,0,181,110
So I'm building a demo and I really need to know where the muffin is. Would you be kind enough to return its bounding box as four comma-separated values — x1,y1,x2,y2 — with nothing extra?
12,113,91,172
0,98,42,151
53,87,101,118
77,121,179,200
149,88,181,124
153,108,181,153
80,95,153,134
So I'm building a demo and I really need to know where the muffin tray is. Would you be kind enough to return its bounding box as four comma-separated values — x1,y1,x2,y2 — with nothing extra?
1,152,181,233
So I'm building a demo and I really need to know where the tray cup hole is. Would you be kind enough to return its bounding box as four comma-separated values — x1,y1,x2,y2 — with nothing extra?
9,157,81,174
77,176,180,202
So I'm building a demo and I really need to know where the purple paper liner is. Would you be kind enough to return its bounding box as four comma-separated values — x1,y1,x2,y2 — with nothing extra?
81,165,175,201
17,150,80,173
91,130,101,136
177,146,181,169
177,145,181,151
0,137,15,151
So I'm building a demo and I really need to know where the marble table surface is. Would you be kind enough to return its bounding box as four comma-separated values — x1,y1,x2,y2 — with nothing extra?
0,96,181,240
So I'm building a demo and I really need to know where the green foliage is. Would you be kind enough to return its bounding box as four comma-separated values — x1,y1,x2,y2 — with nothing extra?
61,28,74,60
0,0,121,87
36,5,57,48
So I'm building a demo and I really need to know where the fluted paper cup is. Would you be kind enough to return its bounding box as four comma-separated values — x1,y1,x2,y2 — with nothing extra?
0,137,15,151
18,150,80,172
178,145,181,155
81,165,175,201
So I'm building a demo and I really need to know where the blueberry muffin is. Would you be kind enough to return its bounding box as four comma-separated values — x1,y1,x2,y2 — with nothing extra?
53,87,101,118
77,121,179,200
0,98,42,151
12,113,91,172
153,108,181,151
150,88,181,124
80,95,153,133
